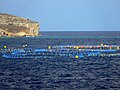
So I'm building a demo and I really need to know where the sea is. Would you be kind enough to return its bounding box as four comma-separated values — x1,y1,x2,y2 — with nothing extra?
0,31,120,90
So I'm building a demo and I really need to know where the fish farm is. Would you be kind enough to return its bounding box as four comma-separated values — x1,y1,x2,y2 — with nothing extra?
1,44,120,59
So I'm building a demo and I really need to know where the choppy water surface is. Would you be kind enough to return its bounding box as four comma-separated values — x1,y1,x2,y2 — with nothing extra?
0,31,120,90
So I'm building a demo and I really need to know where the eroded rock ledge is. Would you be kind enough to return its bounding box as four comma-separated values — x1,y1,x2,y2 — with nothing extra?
0,13,40,37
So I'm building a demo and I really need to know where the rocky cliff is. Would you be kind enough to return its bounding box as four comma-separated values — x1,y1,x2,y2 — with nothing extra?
0,13,40,37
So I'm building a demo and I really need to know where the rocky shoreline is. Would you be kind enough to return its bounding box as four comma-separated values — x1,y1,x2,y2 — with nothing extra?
0,13,40,37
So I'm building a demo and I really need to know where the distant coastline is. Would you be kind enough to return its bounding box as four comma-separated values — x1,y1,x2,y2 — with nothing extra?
0,13,40,37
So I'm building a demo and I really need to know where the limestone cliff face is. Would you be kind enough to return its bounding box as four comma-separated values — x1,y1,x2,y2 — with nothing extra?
0,13,40,37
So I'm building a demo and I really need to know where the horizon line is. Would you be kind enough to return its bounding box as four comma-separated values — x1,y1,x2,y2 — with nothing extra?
40,30,120,32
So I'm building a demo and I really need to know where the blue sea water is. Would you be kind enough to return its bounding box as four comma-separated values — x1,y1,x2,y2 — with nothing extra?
0,31,120,90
